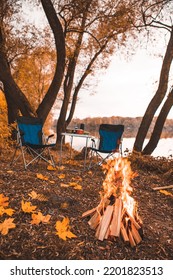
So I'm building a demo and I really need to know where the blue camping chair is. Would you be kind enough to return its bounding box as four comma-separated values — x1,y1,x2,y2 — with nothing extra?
10,116,56,169
89,124,124,168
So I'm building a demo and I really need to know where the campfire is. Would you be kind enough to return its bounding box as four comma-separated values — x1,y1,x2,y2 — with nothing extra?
82,157,143,247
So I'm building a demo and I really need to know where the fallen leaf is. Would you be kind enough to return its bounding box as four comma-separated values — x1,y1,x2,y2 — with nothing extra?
159,190,173,197
58,174,66,179
21,200,37,213
4,208,15,216
60,202,69,209
55,217,77,241
49,180,55,184
28,191,38,199
31,211,51,225
72,176,82,182
28,191,48,201
0,206,15,216
56,165,65,171
69,182,82,190
36,173,49,181
47,165,57,171
60,183,69,188
0,218,16,235
0,194,9,207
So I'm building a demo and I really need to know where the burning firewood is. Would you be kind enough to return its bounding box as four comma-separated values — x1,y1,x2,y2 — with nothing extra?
82,157,143,247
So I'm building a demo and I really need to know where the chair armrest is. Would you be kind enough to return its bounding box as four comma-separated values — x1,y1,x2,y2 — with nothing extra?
44,134,55,144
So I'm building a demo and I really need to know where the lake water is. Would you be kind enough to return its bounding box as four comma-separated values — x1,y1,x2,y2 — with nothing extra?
65,136,173,158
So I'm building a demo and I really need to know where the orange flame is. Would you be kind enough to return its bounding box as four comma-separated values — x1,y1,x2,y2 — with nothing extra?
101,157,137,217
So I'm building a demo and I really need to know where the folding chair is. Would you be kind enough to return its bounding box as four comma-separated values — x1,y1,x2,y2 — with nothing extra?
89,124,124,168
10,116,56,169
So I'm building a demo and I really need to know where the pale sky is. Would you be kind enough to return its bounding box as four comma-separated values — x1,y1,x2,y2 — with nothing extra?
73,49,173,119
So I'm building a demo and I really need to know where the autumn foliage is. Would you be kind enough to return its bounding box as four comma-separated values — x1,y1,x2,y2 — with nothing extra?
0,91,11,150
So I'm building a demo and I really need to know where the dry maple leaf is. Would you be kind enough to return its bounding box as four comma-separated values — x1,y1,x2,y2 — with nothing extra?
0,206,15,216
36,173,49,181
21,200,37,213
0,194,9,207
0,218,16,235
55,217,77,241
47,165,57,171
28,191,38,199
31,211,51,225
28,191,48,201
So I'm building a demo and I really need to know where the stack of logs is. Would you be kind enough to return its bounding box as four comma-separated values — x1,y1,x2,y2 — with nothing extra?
82,196,143,247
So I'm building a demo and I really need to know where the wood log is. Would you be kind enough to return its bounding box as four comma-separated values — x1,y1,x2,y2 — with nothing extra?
153,185,173,190
82,197,110,218
110,198,122,237
131,223,142,244
105,225,111,239
120,222,129,242
88,211,100,229
95,222,102,239
126,211,141,230
98,205,114,241
82,207,96,218
128,229,136,247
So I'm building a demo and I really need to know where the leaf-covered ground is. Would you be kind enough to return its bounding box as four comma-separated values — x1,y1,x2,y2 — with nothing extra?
0,148,173,260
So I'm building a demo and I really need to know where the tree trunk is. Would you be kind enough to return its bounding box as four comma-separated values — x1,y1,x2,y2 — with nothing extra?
142,88,173,155
133,28,173,152
0,27,36,122
36,0,65,123
66,44,107,126
56,4,90,143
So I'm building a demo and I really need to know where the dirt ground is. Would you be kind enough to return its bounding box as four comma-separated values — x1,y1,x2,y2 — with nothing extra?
0,148,173,260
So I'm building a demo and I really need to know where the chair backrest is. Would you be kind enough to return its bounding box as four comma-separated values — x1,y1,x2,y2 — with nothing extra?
17,116,43,145
98,124,124,152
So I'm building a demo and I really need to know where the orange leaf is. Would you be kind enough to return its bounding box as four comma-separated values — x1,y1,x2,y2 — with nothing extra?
21,200,37,213
28,191,38,199
55,217,77,241
0,194,9,207
31,211,51,225
60,182,82,190
0,218,16,235
60,202,69,209
159,190,173,197
47,165,57,171
28,191,48,201
0,206,15,216
4,208,15,216
69,182,82,190
58,174,66,179
60,183,69,188
36,173,49,181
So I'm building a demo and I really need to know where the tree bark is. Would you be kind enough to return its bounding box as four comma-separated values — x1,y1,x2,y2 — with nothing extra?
133,28,173,152
36,0,65,123
142,88,173,155
56,3,90,143
0,27,36,122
